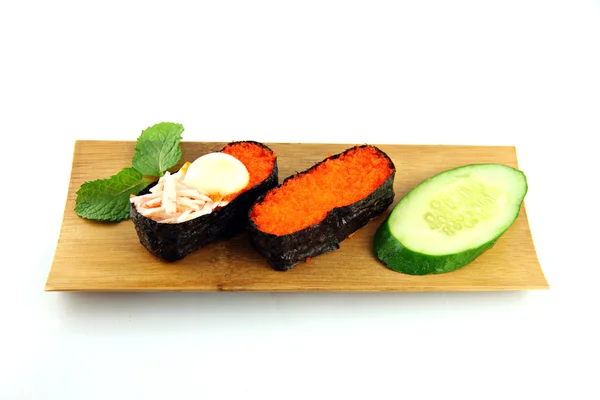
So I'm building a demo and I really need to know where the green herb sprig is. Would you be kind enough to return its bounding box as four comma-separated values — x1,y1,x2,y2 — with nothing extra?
75,122,184,222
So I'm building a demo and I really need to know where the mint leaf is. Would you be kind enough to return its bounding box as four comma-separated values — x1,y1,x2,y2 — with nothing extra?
75,168,151,222
75,121,184,223
132,122,184,177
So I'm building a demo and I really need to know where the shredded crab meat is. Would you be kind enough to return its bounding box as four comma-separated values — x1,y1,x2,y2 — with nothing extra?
162,172,177,214
149,181,164,194
129,162,229,223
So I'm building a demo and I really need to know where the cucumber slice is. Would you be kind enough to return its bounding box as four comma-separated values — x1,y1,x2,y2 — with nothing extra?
374,164,527,275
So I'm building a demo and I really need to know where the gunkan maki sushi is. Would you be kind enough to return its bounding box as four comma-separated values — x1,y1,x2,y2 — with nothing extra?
248,145,396,271
130,141,278,262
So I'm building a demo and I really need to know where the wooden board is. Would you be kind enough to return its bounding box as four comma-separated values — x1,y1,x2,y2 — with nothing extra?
45,140,548,292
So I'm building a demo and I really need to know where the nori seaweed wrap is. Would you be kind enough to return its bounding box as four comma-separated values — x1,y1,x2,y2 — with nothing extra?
131,141,278,262
248,145,395,271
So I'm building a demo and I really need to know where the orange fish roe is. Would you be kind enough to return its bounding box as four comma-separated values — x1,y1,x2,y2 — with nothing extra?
221,142,276,201
250,146,393,236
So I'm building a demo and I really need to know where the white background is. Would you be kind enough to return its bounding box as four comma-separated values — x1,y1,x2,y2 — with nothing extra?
1,1,599,399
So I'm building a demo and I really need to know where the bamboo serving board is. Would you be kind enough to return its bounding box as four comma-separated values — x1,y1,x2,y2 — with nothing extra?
45,140,548,292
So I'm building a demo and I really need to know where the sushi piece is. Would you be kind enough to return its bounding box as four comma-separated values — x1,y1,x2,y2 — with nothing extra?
130,141,278,262
248,145,396,271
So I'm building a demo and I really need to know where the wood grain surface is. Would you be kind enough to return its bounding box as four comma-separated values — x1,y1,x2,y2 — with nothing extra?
45,140,549,292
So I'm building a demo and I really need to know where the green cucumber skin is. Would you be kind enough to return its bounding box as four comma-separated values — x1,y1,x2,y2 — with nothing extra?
373,164,528,275
374,221,497,275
